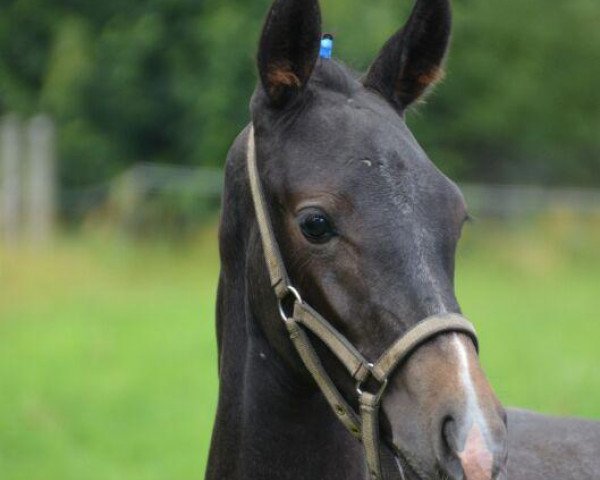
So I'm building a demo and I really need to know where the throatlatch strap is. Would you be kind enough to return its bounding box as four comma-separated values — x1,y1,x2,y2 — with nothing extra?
247,126,290,298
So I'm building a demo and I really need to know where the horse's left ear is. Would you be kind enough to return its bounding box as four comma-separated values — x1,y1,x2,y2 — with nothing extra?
363,0,451,112
258,0,322,107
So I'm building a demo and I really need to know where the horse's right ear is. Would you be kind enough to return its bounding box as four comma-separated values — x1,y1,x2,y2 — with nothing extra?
258,0,322,107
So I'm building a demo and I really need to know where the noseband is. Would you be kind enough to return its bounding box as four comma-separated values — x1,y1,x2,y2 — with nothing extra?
246,125,479,480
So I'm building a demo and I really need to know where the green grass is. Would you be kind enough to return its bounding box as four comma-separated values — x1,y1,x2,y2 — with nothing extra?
1,216,599,479
457,215,600,416
0,229,220,480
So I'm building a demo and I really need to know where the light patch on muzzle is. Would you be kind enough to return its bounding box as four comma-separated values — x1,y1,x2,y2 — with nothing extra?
453,334,494,479
458,424,493,480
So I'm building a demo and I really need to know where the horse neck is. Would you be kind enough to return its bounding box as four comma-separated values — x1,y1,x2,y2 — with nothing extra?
207,244,363,480
206,137,364,480
210,307,363,479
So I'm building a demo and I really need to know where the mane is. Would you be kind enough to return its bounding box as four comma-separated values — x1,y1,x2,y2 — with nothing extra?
310,58,361,96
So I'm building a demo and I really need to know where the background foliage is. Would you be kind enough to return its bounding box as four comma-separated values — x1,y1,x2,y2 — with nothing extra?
0,0,598,191
1,2,599,478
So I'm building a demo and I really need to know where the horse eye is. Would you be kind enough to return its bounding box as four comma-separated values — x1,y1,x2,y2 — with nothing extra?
299,212,335,242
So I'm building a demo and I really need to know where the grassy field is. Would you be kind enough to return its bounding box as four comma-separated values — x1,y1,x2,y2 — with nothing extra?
1,216,599,479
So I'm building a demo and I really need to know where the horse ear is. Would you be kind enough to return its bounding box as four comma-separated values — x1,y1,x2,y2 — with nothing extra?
258,0,322,107
363,0,451,112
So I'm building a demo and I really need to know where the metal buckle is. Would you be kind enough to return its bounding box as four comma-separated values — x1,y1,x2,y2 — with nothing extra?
277,285,303,322
356,363,389,403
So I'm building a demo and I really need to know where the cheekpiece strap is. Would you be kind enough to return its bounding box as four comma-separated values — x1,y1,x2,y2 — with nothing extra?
246,125,291,298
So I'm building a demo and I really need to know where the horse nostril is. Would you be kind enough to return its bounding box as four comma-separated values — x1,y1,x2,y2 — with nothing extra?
437,416,465,479
441,415,465,460
438,416,499,480
442,416,457,451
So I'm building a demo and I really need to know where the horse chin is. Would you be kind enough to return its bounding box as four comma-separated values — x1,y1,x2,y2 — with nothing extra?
392,451,411,480
391,446,499,480
392,454,408,480
389,442,457,480
386,442,427,480
394,454,408,480
390,443,507,480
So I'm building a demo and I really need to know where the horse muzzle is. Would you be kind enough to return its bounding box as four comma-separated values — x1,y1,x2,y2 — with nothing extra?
381,333,508,480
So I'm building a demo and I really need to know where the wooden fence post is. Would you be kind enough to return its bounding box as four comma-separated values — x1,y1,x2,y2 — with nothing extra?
1,114,22,246
25,114,56,246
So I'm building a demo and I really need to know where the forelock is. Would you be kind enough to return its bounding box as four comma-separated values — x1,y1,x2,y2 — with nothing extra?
310,58,360,96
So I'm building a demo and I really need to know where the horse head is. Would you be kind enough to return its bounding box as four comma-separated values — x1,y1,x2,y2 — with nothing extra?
244,0,508,478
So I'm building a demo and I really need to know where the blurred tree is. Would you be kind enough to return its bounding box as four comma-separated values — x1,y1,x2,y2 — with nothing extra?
412,0,600,185
0,0,598,190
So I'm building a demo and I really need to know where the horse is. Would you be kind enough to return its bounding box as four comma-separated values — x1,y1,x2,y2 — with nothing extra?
205,0,600,478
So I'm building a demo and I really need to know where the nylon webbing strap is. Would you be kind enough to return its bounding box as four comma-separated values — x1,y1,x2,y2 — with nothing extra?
246,123,479,480
372,313,478,382
286,318,362,437
294,302,371,383
247,126,290,298
360,393,383,480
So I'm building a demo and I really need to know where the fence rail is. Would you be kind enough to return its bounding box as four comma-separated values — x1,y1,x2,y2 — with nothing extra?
461,184,600,218
2,115,600,245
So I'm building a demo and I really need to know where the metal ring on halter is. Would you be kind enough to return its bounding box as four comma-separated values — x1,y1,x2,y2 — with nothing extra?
277,285,303,322
356,363,374,396
356,364,389,403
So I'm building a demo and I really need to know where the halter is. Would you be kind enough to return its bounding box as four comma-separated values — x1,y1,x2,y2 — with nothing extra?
246,125,478,480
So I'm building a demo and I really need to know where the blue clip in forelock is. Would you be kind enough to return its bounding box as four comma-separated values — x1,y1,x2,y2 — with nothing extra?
320,34,333,59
